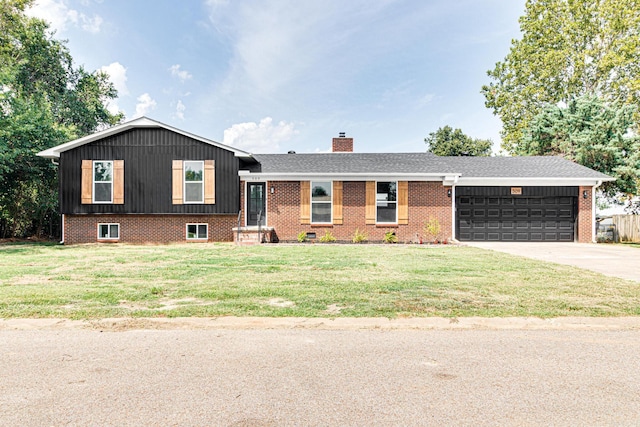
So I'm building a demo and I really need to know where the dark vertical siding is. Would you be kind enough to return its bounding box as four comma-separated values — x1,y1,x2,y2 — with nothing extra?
60,128,240,214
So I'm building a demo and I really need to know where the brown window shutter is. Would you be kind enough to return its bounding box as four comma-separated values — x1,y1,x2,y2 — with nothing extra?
333,181,343,225
81,160,93,204
365,181,376,224
204,160,215,204
172,160,183,204
300,181,310,224
113,160,125,204
398,181,408,225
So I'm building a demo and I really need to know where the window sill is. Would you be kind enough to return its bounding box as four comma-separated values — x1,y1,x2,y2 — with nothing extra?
310,224,334,228
97,239,119,243
376,224,398,228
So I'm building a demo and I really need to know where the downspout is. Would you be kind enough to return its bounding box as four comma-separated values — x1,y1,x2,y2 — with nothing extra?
450,176,459,242
60,213,65,245
51,158,62,243
592,180,603,243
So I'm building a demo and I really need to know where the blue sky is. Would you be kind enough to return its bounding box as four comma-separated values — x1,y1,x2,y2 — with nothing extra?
27,0,525,154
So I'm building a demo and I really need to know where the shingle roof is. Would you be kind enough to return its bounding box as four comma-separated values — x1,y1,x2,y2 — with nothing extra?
247,152,612,179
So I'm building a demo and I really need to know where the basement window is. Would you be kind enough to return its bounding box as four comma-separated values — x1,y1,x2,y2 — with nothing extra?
186,223,208,240
97,223,119,240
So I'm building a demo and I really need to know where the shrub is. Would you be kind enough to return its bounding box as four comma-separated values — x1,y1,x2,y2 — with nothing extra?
424,217,441,243
352,228,368,243
319,230,336,243
383,230,398,244
297,231,307,243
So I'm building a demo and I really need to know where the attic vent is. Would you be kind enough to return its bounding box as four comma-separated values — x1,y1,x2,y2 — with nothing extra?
339,132,346,138
288,150,296,154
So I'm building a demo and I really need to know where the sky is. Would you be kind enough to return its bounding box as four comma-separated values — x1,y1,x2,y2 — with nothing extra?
26,0,526,154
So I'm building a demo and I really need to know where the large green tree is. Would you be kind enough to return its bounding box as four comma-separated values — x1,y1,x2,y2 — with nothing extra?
520,95,640,195
482,0,640,154
0,0,123,238
424,126,493,156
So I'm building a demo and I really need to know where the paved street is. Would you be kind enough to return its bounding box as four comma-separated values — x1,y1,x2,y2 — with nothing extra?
2,327,640,426
465,242,640,282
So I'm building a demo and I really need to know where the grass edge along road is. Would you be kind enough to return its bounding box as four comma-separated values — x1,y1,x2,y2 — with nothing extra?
1,243,639,319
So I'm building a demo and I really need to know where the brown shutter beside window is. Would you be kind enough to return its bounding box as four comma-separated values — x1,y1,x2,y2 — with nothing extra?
172,160,183,204
398,181,408,225
365,181,376,224
81,160,92,204
204,160,215,204
300,181,310,224
113,160,125,204
333,181,343,225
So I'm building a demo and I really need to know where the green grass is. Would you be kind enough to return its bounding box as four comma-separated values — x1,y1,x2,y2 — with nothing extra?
0,243,639,319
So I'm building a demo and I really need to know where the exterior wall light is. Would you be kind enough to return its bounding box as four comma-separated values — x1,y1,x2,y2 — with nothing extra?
583,190,588,199
447,189,452,198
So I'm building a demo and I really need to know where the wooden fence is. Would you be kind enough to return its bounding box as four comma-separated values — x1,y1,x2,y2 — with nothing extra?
612,215,640,242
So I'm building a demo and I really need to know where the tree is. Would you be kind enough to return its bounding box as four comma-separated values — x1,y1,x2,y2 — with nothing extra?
424,126,492,156
520,95,640,195
482,0,640,154
0,0,123,238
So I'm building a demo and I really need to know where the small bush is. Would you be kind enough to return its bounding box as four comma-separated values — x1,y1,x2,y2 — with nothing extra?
424,217,441,243
383,230,398,244
297,231,307,243
319,230,337,243
352,228,368,243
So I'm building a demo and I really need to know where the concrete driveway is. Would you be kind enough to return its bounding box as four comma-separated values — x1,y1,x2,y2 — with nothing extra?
465,242,640,282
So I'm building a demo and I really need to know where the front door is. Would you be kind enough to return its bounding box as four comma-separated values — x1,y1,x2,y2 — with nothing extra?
247,182,266,226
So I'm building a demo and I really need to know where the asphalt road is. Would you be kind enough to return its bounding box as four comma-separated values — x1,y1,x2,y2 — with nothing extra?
2,328,640,426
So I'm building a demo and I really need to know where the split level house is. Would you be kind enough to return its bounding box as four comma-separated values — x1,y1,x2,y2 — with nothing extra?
37,117,614,244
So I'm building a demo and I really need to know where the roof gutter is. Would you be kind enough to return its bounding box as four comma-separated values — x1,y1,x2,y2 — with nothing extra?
238,171,463,182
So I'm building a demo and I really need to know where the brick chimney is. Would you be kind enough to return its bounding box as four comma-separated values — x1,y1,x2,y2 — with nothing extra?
332,132,353,152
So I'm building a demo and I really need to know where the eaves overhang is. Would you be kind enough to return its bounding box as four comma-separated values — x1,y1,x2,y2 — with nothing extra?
36,116,253,159
454,176,616,186
238,171,462,183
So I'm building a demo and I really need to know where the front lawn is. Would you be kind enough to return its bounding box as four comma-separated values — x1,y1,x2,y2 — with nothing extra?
0,243,639,319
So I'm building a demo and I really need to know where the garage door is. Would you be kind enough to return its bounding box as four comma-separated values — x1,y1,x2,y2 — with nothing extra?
456,187,577,242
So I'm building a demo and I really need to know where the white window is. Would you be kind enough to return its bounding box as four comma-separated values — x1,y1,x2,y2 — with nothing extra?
376,181,397,224
311,181,332,223
186,223,208,240
93,161,113,203
97,223,119,240
184,161,204,203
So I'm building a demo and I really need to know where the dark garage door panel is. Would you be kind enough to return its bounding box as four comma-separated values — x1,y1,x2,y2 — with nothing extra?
457,195,576,242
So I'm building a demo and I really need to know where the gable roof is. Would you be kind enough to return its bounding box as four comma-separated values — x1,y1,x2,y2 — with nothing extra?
36,117,252,159
241,152,614,184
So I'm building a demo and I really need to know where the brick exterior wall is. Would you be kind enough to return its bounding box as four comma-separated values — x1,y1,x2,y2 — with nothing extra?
260,180,453,243
64,214,237,244
577,185,593,243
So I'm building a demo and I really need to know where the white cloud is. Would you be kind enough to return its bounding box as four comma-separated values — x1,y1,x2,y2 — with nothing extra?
100,62,129,96
99,62,128,116
169,64,193,82
223,117,297,153
133,93,157,119
175,100,186,120
81,14,103,33
26,0,104,34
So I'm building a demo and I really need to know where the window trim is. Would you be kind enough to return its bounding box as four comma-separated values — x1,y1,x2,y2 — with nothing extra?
92,160,113,204
310,180,333,224
375,180,398,224
186,223,208,241
183,160,205,204
97,223,120,240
